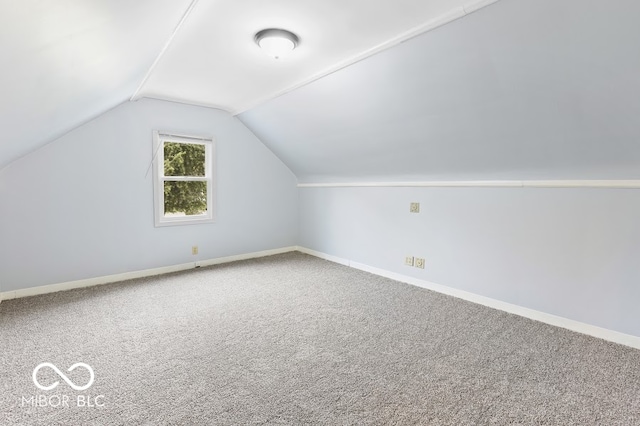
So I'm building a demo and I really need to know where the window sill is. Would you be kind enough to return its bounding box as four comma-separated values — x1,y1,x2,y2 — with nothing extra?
154,216,215,227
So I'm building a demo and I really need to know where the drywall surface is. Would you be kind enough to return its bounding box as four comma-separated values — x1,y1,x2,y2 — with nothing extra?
299,186,640,337
0,98,298,291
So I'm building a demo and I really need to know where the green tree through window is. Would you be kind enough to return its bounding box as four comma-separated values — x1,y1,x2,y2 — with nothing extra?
163,142,207,215
153,131,214,227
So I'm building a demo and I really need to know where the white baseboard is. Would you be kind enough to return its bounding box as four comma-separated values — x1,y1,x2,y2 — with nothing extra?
296,247,640,350
0,246,297,302
4,245,638,350
194,246,295,268
296,246,350,266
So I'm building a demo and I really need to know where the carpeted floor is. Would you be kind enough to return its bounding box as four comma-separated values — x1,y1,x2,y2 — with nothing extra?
1,252,639,425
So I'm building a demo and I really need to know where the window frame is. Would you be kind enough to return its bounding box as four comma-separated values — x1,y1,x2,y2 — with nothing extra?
152,131,215,227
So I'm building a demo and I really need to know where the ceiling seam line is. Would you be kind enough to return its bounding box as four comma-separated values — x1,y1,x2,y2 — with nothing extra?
130,0,200,102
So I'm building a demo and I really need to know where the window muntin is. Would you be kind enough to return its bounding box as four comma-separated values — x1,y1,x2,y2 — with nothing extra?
153,131,214,226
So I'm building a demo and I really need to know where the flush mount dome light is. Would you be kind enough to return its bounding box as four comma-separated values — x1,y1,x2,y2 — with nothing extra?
255,28,299,59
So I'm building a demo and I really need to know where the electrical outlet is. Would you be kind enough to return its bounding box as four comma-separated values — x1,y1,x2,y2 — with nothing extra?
410,202,420,213
192,246,198,255
405,256,414,266
415,258,425,269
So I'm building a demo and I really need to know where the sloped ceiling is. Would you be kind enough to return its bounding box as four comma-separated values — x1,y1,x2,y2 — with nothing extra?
3,0,639,180
0,0,192,168
239,0,640,182
0,0,498,170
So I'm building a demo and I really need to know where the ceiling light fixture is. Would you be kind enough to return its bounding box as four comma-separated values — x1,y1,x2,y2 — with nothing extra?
255,28,299,59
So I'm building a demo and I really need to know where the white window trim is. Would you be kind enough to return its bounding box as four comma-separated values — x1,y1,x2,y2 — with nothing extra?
152,131,215,227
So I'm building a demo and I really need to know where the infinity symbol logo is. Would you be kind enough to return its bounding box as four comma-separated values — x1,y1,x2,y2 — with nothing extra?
32,363,95,391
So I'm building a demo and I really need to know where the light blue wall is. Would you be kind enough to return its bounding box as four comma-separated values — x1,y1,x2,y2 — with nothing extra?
1,100,638,340
0,98,298,292
299,186,640,337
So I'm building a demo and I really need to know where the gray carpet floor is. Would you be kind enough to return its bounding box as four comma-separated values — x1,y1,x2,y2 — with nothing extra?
1,252,639,425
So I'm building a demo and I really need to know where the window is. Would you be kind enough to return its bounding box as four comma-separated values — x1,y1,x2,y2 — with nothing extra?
152,131,214,227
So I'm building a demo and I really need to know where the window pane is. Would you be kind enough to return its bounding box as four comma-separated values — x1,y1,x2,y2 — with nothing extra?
164,142,205,177
164,181,208,216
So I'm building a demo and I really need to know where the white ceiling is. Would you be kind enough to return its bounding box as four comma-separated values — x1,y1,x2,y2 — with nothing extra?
132,0,497,114
0,0,502,169
239,0,640,182
0,0,192,168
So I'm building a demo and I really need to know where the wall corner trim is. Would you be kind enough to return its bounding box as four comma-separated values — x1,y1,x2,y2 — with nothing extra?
0,246,297,301
295,246,640,350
